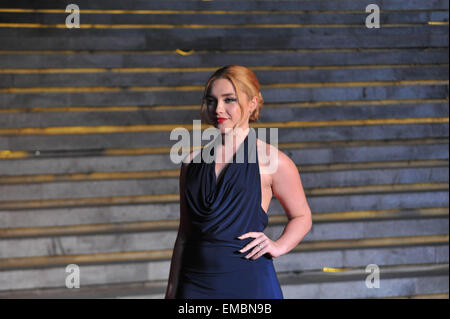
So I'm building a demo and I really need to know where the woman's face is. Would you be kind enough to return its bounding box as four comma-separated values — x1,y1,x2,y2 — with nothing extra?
206,78,253,134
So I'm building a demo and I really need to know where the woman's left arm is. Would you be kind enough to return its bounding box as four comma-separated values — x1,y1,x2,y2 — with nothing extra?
239,149,312,259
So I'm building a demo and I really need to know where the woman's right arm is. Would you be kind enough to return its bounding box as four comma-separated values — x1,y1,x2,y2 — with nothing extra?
165,156,192,299
164,233,186,299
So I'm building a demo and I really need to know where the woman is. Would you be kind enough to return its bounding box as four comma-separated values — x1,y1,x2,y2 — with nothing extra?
165,65,312,299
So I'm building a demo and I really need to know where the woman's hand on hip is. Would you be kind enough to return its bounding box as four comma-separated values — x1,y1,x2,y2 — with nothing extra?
238,232,284,260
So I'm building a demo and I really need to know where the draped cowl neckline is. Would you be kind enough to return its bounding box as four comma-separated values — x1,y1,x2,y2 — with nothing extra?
184,127,268,244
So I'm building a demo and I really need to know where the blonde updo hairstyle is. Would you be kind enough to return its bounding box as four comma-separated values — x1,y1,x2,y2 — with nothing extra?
200,65,264,130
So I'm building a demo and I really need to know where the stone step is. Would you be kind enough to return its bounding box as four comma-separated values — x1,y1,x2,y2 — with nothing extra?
1,102,448,128
1,122,448,150
0,263,448,299
0,26,447,50
0,180,446,224
0,160,447,184
381,293,449,299
0,10,447,25
1,65,447,90
281,263,449,299
0,0,448,11
0,217,448,259
0,240,447,290
0,234,447,272
0,139,447,173
1,83,447,109
1,48,447,69
0,183,446,211
1,206,447,239
0,166,447,201
0,64,448,88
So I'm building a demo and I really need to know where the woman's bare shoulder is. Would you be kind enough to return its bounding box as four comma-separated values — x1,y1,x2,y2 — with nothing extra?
256,137,281,161
256,138,285,177
256,138,275,154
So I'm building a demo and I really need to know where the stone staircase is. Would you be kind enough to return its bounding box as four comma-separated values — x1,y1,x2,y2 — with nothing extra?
0,0,448,299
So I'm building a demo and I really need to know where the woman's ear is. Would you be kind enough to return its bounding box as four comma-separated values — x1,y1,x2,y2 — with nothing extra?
250,96,258,113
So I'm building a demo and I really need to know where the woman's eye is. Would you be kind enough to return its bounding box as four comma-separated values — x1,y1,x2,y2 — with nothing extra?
206,98,235,107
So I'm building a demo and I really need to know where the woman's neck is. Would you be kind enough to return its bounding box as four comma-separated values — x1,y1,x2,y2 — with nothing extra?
214,126,250,164
220,126,250,147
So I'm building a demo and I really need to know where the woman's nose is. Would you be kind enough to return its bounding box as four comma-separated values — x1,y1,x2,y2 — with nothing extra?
216,100,226,113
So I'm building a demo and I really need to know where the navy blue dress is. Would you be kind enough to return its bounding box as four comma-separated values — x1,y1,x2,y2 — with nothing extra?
176,128,284,299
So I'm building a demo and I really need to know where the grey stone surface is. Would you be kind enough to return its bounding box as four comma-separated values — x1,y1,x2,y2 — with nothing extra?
0,0,447,298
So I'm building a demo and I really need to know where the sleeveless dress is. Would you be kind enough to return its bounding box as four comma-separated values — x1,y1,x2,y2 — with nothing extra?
175,128,284,299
